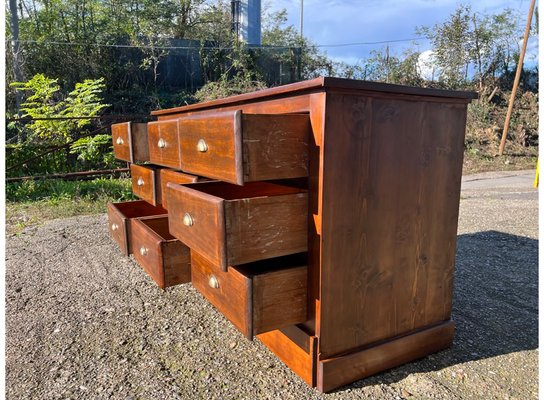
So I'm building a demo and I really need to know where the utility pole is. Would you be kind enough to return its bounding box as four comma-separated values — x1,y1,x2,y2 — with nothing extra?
300,0,304,40
9,0,23,117
498,0,535,156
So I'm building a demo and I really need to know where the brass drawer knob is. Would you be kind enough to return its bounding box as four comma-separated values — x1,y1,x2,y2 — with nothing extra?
111,223,119,231
197,139,208,153
208,275,219,289
183,213,194,227
157,138,167,148
116,137,124,145
140,246,148,256
137,177,145,186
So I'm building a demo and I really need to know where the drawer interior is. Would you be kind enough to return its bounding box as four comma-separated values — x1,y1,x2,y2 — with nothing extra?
181,181,306,200
113,200,167,219
137,216,176,241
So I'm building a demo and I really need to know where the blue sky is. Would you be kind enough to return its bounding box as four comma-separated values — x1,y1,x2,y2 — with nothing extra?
265,0,538,67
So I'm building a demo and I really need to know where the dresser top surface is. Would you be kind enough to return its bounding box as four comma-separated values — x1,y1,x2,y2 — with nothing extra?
151,77,478,116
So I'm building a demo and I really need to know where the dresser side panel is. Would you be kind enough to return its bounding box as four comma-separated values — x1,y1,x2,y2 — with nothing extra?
318,92,467,358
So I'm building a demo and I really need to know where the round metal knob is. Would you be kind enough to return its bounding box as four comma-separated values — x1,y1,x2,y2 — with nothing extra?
183,213,193,227
111,223,119,231
208,275,219,289
157,138,166,148
116,137,124,145
196,139,208,153
140,246,148,256
137,177,145,186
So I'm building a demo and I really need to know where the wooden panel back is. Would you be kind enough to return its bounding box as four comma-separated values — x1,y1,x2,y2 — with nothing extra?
252,265,308,334
131,122,150,162
158,169,199,209
179,110,242,184
319,93,467,358
225,192,308,266
243,114,310,181
148,119,182,169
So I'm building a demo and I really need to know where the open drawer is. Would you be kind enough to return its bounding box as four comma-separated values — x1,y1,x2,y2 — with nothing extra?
166,181,308,271
107,200,167,256
111,122,149,162
131,216,191,289
177,110,310,185
191,250,308,339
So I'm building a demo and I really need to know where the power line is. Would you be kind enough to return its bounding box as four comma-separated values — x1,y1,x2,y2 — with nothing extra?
8,37,427,50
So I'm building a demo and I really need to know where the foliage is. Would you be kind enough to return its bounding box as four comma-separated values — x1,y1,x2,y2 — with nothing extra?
417,5,521,90
69,134,116,167
11,74,109,143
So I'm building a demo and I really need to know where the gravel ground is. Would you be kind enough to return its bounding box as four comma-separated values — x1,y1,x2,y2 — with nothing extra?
6,170,538,399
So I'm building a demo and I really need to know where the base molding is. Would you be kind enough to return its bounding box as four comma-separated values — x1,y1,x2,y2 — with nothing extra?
317,321,455,392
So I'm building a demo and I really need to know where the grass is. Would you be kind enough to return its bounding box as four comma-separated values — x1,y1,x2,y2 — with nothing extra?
6,177,135,234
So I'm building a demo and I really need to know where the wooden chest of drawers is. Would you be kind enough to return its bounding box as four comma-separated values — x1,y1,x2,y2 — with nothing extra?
108,77,476,392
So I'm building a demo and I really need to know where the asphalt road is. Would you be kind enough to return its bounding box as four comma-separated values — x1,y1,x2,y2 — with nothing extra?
5,170,538,399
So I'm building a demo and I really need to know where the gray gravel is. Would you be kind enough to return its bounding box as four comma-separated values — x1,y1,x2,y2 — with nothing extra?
6,170,538,399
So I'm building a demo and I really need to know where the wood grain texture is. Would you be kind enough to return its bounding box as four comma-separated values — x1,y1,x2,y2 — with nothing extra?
130,164,161,206
317,321,455,392
179,111,310,184
131,216,190,289
168,181,307,270
179,110,242,184
158,169,200,209
225,192,308,267
111,122,131,162
151,76,476,117
252,265,307,334
148,119,182,169
107,200,167,256
318,93,467,359
131,122,150,162
242,113,310,182
191,250,253,338
166,182,226,268
192,251,309,339
257,329,317,386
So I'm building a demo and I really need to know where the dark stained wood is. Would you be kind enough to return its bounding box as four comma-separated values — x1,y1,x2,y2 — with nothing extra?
148,119,182,169
191,251,308,339
158,168,200,209
257,328,317,386
110,77,475,392
112,122,149,162
131,216,191,289
167,181,308,270
178,111,310,185
318,93,468,359
107,200,167,256
131,122,150,161
130,164,162,206
317,321,455,392
151,77,476,117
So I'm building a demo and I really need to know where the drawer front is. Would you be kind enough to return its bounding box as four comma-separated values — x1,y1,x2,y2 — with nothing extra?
159,169,199,210
112,122,131,162
167,183,225,269
148,120,181,169
131,216,191,289
179,110,242,184
131,164,158,206
191,251,308,339
167,181,308,270
178,111,310,185
108,202,129,255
